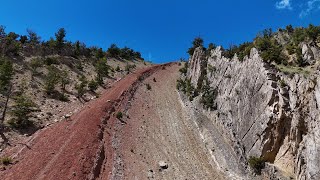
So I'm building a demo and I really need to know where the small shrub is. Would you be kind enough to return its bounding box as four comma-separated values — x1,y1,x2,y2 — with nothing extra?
44,57,59,66
279,79,287,88
138,76,144,81
10,94,36,128
207,64,216,76
44,65,61,94
179,62,188,75
146,83,151,90
115,65,121,72
58,93,69,102
116,111,123,119
76,62,83,71
125,63,136,74
200,82,217,110
75,76,87,98
1,157,12,166
248,156,265,175
30,58,43,75
88,80,98,92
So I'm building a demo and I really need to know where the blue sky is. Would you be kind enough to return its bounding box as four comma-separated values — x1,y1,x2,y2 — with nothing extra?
0,0,319,63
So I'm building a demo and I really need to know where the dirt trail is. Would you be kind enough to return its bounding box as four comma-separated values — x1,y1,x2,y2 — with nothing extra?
0,63,224,180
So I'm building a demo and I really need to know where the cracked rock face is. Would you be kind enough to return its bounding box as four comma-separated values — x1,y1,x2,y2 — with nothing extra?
184,47,320,179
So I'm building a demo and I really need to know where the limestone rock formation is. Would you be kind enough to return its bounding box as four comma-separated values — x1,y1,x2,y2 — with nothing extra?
182,46,320,180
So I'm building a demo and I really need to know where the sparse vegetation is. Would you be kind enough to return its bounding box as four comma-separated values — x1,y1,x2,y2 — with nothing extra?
88,80,98,92
179,62,188,75
1,157,13,166
125,63,136,74
60,70,70,91
106,44,143,60
275,64,310,77
75,76,88,98
9,93,37,128
116,111,123,119
200,80,217,110
95,58,110,85
115,65,121,72
44,57,59,66
30,58,43,75
44,65,61,94
0,57,14,142
279,79,287,88
248,156,265,175
176,78,196,99
146,83,151,90
188,37,205,56
58,93,69,102
207,64,216,76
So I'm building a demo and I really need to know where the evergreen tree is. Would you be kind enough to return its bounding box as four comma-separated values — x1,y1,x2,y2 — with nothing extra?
55,28,66,52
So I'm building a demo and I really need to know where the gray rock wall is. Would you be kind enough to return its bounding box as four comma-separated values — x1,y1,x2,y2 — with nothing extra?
184,46,320,179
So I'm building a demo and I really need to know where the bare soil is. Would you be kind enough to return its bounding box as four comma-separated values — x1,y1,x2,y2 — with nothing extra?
0,63,223,180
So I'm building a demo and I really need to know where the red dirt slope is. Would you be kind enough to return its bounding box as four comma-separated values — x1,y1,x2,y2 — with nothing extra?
0,64,169,180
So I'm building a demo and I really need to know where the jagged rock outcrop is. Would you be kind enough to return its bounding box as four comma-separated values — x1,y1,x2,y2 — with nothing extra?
188,47,207,89
301,43,319,65
182,46,320,180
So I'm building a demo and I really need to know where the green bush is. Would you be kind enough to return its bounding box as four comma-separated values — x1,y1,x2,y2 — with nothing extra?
116,111,123,119
95,59,110,84
30,58,43,75
88,80,98,92
10,94,36,128
179,62,188,75
0,58,14,93
200,81,217,110
1,157,12,166
176,78,196,100
248,156,265,175
292,28,306,45
285,43,296,55
188,37,205,56
75,76,87,98
60,70,70,91
125,63,136,74
279,79,287,88
306,24,320,41
44,57,59,66
286,25,294,34
115,65,121,72
207,64,216,76
58,93,69,102
44,65,60,94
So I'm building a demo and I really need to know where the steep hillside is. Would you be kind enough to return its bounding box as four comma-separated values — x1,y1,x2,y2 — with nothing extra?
0,27,151,152
177,25,320,179
0,63,225,180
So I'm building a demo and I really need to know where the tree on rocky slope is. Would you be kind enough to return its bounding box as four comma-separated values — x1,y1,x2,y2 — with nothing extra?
188,37,205,56
0,58,14,144
44,65,61,94
95,58,109,84
27,29,41,45
55,28,66,53
9,93,37,128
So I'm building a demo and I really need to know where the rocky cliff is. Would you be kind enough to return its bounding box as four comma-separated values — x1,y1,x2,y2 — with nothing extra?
181,46,320,180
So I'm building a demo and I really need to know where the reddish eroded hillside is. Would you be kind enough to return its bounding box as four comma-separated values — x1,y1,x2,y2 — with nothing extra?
0,63,224,180
0,64,171,180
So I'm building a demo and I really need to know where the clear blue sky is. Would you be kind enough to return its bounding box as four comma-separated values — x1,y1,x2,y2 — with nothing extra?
0,0,319,63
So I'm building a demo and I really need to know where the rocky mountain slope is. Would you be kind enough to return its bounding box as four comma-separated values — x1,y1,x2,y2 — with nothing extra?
0,27,150,154
179,28,320,179
1,25,320,180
